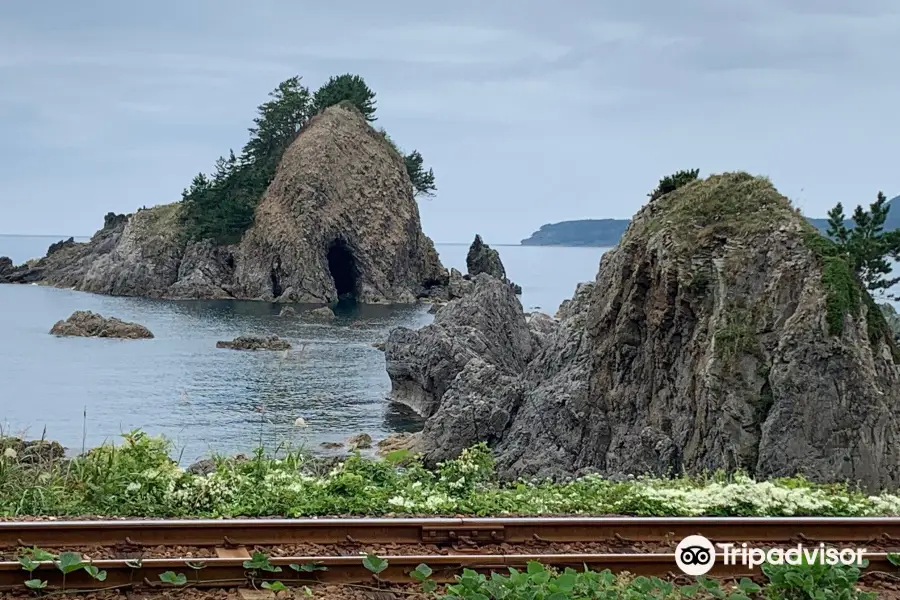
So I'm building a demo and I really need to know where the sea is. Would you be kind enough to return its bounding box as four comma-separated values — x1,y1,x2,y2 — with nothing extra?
0,235,607,462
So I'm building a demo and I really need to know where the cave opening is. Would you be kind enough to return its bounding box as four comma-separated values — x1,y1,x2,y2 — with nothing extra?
327,239,359,300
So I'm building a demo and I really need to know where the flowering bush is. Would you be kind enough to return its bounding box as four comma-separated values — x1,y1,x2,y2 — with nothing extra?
1,433,899,518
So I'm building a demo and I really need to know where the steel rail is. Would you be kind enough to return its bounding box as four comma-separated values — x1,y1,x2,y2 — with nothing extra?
1,517,900,548
0,553,894,590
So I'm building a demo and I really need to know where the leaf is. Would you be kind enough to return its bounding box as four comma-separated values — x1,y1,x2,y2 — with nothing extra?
262,581,288,592
85,565,107,581
24,579,47,590
159,571,188,585
423,580,437,593
411,563,433,581
887,553,900,567
18,556,38,572
27,549,57,562
385,449,410,463
55,551,86,574
290,562,327,572
362,553,387,574
680,584,700,597
737,577,761,594
526,561,545,576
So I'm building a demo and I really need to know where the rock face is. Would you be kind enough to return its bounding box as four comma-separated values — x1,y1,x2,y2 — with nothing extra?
50,311,154,339
880,303,900,342
465,234,521,295
233,104,446,303
392,173,900,491
216,335,291,351
1,106,449,305
466,235,506,280
385,274,534,418
303,306,335,321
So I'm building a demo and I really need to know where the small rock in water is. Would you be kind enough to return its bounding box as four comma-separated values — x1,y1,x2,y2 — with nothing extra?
376,433,418,456
372,341,386,351
346,433,373,449
304,306,335,321
279,306,297,317
49,310,154,339
216,335,292,351
320,442,344,450
294,417,308,427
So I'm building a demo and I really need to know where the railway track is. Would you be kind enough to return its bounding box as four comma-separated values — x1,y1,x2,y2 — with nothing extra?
0,517,897,591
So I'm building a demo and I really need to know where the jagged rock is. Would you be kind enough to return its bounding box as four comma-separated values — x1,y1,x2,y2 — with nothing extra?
279,306,297,317
186,458,217,476
303,306,335,321
0,257,12,278
880,303,900,341
526,312,558,348
216,335,291,351
467,235,506,280
399,172,900,491
0,437,66,464
385,274,532,418
234,104,446,303
372,341,386,351
376,433,420,456
447,268,473,299
167,240,236,299
346,433,373,449
427,302,445,314
50,311,154,339
46,237,75,257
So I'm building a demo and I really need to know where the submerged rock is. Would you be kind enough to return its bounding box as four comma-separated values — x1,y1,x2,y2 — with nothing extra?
216,335,291,351
376,433,419,456
279,306,298,317
394,172,900,491
320,442,344,450
50,311,154,339
346,433,373,449
303,306,335,321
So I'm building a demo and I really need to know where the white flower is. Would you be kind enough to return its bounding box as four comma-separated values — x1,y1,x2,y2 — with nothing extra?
126,482,141,493
2,447,16,459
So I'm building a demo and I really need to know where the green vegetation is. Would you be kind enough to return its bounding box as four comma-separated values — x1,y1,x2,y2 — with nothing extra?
181,74,436,243
714,309,758,362
3,430,900,518
644,172,795,250
803,193,900,347
648,168,700,201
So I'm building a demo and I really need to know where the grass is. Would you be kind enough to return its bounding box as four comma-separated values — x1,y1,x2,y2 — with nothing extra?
639,172,796,252
714,308,758,363
2,430,900,518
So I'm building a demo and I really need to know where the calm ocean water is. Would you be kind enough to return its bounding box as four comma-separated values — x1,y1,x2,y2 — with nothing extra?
0,235,606,462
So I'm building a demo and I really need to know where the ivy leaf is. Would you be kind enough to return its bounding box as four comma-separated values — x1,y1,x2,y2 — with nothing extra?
24,579,47,590
262,581,288,592
159,571,187,586
362,554,388,574
55,551,86,574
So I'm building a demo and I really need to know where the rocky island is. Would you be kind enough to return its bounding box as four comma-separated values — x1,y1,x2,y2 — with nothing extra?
0,82,451,305
387,172,900,491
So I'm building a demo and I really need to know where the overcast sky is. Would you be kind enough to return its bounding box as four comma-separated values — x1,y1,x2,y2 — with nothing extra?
1,0,898,243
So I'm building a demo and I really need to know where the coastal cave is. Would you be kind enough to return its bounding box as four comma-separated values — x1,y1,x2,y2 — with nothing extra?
327,239,359,300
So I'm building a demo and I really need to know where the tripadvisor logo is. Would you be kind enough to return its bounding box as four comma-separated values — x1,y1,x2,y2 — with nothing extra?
675,535,866,576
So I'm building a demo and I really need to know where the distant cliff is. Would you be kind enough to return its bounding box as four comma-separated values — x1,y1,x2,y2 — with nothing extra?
521,196,900,247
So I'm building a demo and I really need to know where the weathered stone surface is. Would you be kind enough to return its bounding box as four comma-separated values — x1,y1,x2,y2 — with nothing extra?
2,106,451,304
303,306,335,321
466,234,506,280
346,433,373,449
0,437,66,464
447,268,473,299
234,105,446,304
279,306,297,317
385,274,532,418
398,172,900,491
376,432,420,456
0,257,13,279
46,237,75,257
216,335,291,351
880,303,900,341
50,311,154,339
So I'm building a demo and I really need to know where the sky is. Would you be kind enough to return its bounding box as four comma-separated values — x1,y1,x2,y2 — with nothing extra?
1,0,899,243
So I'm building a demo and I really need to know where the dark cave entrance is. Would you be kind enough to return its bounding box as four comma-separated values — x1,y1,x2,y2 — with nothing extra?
327,239,359,300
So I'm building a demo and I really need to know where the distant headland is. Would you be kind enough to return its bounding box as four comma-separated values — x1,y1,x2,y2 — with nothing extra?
521,195,900,246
